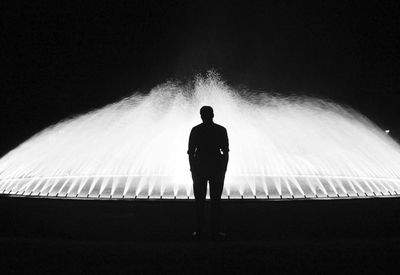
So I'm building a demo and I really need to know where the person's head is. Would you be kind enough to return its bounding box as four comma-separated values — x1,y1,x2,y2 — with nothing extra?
200,106,214,123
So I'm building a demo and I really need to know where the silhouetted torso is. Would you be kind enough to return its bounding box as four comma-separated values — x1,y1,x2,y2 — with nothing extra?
188,122,229,175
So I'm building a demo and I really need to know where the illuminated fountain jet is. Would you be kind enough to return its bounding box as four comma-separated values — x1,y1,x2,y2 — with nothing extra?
1,74,400,199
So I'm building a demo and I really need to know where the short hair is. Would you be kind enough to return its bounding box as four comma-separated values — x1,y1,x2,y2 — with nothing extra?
200,106,214,120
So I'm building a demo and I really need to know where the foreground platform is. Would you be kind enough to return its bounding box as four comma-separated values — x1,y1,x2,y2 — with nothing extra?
1,197,400,274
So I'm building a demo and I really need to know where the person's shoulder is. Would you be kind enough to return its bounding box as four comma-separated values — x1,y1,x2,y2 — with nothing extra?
213,123,227,132
191,123,203,131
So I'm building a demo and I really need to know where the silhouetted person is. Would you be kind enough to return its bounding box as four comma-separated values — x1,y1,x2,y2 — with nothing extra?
188,106,229,240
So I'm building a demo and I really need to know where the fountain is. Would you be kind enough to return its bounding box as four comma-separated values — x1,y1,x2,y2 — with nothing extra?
1,73,400,199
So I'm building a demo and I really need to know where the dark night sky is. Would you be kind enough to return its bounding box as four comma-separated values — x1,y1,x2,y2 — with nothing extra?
1,1,400,156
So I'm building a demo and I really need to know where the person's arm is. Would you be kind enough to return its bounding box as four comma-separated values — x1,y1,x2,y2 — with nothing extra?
188,128,196,172
221,128,229,172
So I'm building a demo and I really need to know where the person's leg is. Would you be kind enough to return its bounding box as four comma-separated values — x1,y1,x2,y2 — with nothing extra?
192,173,207,234
209,172,225,235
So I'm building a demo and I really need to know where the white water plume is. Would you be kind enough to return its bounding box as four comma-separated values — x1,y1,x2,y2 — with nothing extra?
1,74,400,199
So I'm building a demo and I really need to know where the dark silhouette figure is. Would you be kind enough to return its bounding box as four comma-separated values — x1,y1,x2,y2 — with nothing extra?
188,106,229,239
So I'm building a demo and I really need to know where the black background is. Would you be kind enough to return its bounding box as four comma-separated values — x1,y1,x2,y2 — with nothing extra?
1,197,400,274
2,0,400,155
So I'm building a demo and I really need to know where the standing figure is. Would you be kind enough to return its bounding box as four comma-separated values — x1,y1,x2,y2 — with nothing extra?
188,106,229,240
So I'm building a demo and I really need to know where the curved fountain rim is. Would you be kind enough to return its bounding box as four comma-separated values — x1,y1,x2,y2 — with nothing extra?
1,192,399,201
2,174,400,200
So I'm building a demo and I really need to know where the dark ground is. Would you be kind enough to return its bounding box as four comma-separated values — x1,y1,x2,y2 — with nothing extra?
1,197,400,274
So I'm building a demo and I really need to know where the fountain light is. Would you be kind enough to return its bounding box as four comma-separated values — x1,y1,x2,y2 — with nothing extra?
1,73,400,199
